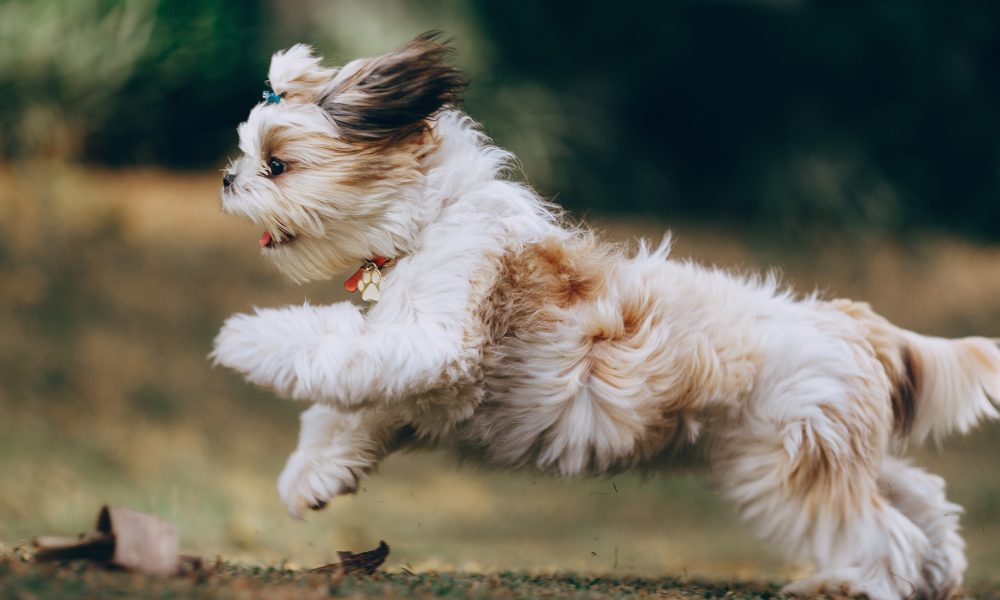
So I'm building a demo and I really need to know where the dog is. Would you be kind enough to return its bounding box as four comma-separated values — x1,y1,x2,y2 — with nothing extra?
211,33,1000,599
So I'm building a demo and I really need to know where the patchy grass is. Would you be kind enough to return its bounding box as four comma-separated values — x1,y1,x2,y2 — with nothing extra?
1,166,1000,593
3,555,1000,599
0,550,790,599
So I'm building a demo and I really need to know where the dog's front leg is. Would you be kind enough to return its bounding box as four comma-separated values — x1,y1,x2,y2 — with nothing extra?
308,319,468,406
278,403,403,518
211,301,367,400
212,301,465,407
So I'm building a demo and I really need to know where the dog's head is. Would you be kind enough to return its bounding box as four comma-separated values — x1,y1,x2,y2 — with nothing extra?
220,33,465,282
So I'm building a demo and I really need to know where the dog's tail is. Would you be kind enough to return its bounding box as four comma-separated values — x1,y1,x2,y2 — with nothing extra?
832,299,1000,444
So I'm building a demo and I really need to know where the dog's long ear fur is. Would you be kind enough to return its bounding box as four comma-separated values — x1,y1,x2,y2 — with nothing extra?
321,32,467,142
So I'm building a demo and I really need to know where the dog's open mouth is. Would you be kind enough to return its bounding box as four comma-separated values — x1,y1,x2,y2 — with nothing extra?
260,226,296,249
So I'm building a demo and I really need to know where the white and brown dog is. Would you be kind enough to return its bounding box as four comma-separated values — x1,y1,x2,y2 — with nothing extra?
212,33,1000,599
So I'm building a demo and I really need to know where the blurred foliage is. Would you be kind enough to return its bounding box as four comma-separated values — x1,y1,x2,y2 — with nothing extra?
466,1,1000,236
86,0,267,167
0,0,154,159
0,0,265,166
2,0,1000,235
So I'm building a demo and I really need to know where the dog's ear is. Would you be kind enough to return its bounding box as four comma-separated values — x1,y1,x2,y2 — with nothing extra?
321,32,466,142
268,44,336,104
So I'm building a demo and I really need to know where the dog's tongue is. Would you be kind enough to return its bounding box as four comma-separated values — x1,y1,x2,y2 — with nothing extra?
259,231,272,247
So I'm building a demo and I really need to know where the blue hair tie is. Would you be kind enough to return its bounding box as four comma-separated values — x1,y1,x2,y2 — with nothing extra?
262,89,282,104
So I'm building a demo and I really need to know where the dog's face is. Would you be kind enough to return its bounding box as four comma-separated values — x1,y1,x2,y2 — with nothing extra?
220,34,464,282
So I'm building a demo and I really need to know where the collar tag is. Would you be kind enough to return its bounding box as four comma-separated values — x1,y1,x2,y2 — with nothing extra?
345,256,389,302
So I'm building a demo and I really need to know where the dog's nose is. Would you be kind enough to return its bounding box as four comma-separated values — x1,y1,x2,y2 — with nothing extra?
223,172,236,188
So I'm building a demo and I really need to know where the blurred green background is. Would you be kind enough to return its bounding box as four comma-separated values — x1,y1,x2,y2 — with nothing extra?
1,0,999,587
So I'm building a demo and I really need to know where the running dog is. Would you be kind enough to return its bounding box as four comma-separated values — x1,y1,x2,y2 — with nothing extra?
212,33,1000,599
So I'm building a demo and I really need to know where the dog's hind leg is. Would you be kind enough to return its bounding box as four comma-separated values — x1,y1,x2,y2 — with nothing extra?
714,381,933,599
878,457,966,599
277,403,402,519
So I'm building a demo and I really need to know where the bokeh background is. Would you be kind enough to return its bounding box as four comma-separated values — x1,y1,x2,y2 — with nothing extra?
1,0,999,585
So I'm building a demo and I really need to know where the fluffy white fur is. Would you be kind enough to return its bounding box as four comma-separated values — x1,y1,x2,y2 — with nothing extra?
212,35,1000,599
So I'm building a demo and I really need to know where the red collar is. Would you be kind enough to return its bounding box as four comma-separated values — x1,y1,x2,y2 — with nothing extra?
344,256,389,292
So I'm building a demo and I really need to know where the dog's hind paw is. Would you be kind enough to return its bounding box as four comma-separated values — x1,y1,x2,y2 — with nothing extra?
783,569,904,600
277,449,361,519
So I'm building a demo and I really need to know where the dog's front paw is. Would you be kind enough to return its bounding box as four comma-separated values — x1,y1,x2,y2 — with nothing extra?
211,310,299,396
277,448,362,519
211,312,259,369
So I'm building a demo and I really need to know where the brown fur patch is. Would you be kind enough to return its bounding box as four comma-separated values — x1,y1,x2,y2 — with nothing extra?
787,422,835,494
321,32,466,144
259,121,430,192
481,234,611,344
828,299,918,437
891,346,919,436
472,234,721,473
786,401,884,520
335,137,428,188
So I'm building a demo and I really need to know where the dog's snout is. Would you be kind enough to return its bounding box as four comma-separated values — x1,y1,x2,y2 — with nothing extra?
223,172,236,188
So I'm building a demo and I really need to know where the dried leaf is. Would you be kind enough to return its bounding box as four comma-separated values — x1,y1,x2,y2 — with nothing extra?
97,506,180,575
33,505,180,575
312,540,389,575
33,532,114,562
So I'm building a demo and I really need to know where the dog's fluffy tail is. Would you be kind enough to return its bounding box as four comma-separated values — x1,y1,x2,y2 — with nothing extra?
832,300,1000,444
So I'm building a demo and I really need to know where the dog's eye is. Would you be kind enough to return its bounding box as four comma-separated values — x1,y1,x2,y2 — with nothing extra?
267,157,286,177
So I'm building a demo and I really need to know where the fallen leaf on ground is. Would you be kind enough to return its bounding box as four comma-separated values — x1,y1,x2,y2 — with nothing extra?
33,506,179,575
32,505,390,579
312,540,390,575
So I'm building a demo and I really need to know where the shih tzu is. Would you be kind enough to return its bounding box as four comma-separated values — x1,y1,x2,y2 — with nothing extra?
212,33,1000,599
